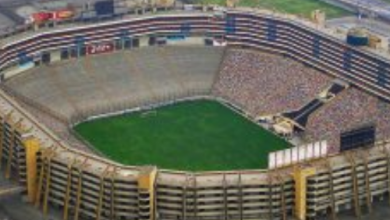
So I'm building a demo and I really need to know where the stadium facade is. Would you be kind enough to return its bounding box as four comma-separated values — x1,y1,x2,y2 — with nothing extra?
0,6,390,220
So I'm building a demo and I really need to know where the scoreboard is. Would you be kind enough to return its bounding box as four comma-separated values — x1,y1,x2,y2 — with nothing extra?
340,125,376,152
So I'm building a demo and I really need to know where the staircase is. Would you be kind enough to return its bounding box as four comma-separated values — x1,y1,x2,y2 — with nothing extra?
279,80,349,131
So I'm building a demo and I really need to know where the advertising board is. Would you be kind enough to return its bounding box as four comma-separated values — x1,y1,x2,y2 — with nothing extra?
269,140,328,169
86,42,114,55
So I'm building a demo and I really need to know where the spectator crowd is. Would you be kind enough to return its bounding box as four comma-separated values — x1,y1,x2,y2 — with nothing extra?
306,87,390,153
213,49,331,117
213,48,390,153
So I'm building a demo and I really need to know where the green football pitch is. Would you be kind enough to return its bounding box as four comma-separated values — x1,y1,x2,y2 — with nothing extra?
74,100,291,171
202,0,351,19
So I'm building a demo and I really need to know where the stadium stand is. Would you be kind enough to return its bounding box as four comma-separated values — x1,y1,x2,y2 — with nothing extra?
5,44,390,220
2,7,390,220
281,81,348,128
283,99,325,127
212,49,332,117
306,87,390,152
8,99,92,152
10,45,390,156
5,46,225,122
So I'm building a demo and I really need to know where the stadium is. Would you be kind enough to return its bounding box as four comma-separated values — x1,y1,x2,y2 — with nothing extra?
0,1,390,220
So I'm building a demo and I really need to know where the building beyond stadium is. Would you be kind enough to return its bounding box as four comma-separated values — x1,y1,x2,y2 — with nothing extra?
1,5,390,220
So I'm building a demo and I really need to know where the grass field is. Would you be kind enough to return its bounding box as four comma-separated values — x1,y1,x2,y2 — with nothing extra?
74,100,291,171
202,0,351,18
